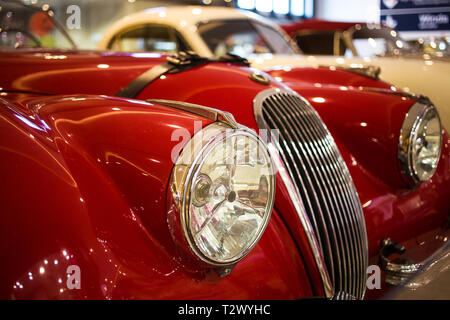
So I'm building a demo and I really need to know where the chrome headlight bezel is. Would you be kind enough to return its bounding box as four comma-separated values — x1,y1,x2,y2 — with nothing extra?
398,101,442,184
169,122,275,267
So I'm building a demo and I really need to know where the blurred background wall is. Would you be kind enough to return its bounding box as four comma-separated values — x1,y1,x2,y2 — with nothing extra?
315,0,380,23
19,0,449,49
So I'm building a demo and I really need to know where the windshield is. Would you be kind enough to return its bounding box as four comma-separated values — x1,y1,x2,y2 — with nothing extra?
198,19,297,58
351,25,418,58
0,0,76,49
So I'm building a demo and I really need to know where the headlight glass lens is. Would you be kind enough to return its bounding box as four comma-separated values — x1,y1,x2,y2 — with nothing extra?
171,123,275,265
411,107,441,181
189,133,273,263
399,102,442,183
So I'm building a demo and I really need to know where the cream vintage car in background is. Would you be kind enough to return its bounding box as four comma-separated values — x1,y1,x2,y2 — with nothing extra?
98,5,450,130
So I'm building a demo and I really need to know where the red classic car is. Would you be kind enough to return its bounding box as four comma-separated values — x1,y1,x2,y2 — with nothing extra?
0,2,449,300
281,19,417,57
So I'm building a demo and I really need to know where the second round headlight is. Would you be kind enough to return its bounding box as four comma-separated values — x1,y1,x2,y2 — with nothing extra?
170,122,275,266
399,102,442,183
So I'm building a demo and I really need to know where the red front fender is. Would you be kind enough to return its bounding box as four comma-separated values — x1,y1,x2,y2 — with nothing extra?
0,93,313,299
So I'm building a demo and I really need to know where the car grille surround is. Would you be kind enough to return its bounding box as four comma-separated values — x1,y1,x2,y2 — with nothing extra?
253,88,368,299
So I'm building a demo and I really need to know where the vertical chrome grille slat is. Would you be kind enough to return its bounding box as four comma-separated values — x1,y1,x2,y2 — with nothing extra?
283,93,367,297
266,96,349,290
254,89,368,299
262,105,337,282
280,94,358,295
261,111,325,248
283,93,364,296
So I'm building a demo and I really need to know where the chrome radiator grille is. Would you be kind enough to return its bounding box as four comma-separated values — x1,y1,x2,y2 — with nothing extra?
254,89,368,298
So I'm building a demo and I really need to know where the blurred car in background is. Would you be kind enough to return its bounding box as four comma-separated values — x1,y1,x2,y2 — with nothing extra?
407,37,450,59
282,19,420,58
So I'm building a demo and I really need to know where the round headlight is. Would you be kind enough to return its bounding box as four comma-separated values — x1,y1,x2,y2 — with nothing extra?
170,122,275,266
399,102,442,183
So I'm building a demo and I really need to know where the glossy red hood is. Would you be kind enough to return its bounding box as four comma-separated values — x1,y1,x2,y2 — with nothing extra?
0,49,393,96
0,49,166,95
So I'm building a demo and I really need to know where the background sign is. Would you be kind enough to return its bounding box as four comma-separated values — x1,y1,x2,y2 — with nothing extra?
380,0,450,31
